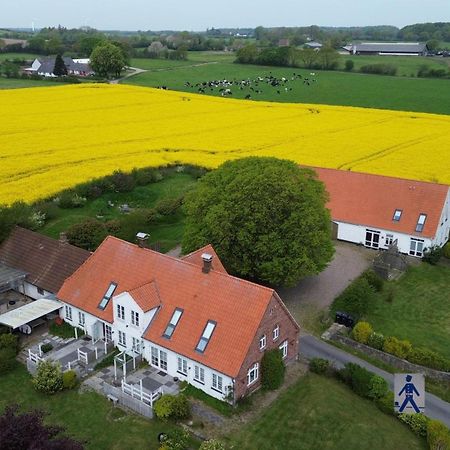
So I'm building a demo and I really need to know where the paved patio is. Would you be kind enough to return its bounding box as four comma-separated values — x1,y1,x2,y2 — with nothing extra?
0,291,32,315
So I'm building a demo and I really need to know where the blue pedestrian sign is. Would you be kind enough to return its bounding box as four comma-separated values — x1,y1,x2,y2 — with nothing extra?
394,373,425,414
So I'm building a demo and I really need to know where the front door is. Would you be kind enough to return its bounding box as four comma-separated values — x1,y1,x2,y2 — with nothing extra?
409,238,424,257
365,229,380,249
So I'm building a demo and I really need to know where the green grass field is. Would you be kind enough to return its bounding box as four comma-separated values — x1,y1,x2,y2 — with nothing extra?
230,373,425,450
0,76,62,89
0,52,39,61
40,172,197,253
0,365,196,450
364,263,450,359
124,59,450,114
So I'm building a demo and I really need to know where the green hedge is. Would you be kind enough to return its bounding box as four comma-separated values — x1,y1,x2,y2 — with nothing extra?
153,394,190,421
261,349,286,390
332,277,375,318
309,358,331,375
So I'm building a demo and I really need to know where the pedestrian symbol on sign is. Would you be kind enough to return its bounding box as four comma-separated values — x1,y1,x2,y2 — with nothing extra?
394,373,425,414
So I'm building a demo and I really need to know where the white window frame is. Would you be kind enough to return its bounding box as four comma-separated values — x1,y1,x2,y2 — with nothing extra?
78,311,85,326
104,324,112,342
118,330,126,347
131,310,140,327
65,305,72,321
132,337,141,352
410,238,425,257
159,350,168,371
117,304,125,320
279,340,288,359
259,334,266,350
212,373,223,392
151,347,159,366
194,365,205,384
247,363,259,386
273,325,279,341
385,234,394,246
177,357,188,375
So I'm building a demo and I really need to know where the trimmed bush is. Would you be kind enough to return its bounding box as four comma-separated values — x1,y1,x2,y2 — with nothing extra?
352,321,373,344
0,347,16,374
199,439,226,450
367,332,385,350
309,358,331,375
383,336,412,359
408,347,450,372
360,63,397,76
339,363,373,398
332,277,375,318
444,242,450,259
427,419,450,450
62,370,78,390
0,333,19,354
33,360,63,394
261,349,286,390
422,246,443,265
345,59,354,71
368,375,389,400
362,270,384,292
155,196,183,216
41,343,53,354
374,390,395,415
154,394,190,421
398,413,429,437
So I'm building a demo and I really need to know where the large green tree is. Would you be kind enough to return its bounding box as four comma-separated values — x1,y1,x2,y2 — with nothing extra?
182,157,334,287
53,54,68,76
90,42,125,78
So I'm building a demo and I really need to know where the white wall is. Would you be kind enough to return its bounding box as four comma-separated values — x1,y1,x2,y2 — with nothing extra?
21,282,52,300
432,189,450,247
59,303,103,337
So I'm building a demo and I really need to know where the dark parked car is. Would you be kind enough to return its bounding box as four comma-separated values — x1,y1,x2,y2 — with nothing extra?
335,311,355,328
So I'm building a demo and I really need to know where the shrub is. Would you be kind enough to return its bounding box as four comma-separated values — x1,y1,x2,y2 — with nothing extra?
0,333,19,354
62,370,78,390
362,269,384,292
145,208,158,224
383,336,412,359
104,219,121,235
339,363,374,398
66,218,108,251
58,191,86,209
155,196,183,216
261,349,286,390
422,246,443,265
199,439,226,450
33,360,63,394
159,428,190,450
132,167,163,185
309,358,331,375
351,321,373,344
444,242,450,259
0,347,16,374
368,375,389,399
374,390,395,415
360,64,397,76
345,59,354,71
427,419,450,450
154,394,190,421
332,277,375,318
367,332,385,350
40,343,53,354
109,170,136,192
398,413,429,437
408,347,450,372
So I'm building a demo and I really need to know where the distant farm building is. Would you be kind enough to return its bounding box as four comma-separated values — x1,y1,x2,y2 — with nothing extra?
27,57,94,77
304,41,323,50
343,42,427,56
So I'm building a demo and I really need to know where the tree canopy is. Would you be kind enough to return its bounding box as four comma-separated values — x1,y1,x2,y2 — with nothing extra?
90,42,126,78
53,54,68,76
182,157,334,287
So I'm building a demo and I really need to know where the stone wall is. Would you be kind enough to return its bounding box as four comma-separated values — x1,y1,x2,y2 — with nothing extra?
331,334,450,383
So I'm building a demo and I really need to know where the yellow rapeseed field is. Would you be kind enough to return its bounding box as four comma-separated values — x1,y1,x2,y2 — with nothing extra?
1,83,449,204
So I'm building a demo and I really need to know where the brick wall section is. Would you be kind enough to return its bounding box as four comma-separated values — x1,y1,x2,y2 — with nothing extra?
234,293,300,401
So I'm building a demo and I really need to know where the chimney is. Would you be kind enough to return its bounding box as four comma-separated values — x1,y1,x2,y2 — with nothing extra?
136,232,149,249
59,232,68,245
201,253,213,274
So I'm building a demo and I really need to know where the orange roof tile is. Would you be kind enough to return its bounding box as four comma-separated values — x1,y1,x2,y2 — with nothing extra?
128,281,162,312
57,236,276,377
311,167,449,238
181,244,228,274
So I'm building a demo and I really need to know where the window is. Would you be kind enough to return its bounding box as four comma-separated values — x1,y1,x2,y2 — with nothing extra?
385,234,394,246
117,304,125,320
98,282,117,310
393,209,402,221
177,357,188,375
195,320,216,353
151,347,159,366
273,325,279,341
118,330,126,347
194,365,205,384
416,214,427,232
247,363,259,386
104,324,112,342
163,308,183,339
131,310,140,327
279,340,288,359
212,374,223,392
37,287,45,295
365,229,380,249
65,305,72,321
259,335,266,350
160,350,168,371
410,238,425,257
78,311,85,326
132,337,141,352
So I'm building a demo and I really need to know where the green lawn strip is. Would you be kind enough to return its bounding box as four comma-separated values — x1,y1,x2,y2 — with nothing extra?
230,373,425,450
94,348,120,370
123,60,450,114
0,52,40,61
182,383,234,417
49,320,85,339
0,77,62,89
365,264,450,360
0,365,198,450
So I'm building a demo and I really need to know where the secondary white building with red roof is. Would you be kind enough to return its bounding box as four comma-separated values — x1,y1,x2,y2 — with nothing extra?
313,167,450,257
57,234,300,402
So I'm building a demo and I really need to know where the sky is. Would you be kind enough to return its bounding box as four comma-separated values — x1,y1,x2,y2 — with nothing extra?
2,0,450,31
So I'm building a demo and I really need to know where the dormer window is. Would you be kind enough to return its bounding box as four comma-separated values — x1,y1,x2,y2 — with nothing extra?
163,308,183,339
393,209,402,221
416,214,427,232
98,282,117,310
196,320,216,353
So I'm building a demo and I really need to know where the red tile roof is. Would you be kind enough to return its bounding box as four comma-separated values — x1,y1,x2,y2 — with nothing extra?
128,281,162,312
312,167,449,238
58,236,283,377
0,227,90,293
181,244,228,274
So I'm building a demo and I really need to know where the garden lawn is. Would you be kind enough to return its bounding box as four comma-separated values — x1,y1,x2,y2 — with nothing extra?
230,373,425,450
40,172,197,253
0,365,198,450
364,263,450,360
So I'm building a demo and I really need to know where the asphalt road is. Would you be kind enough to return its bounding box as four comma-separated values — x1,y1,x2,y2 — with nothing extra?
299,334,450,427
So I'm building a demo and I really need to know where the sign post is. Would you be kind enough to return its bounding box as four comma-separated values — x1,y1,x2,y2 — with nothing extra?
394,373,425,414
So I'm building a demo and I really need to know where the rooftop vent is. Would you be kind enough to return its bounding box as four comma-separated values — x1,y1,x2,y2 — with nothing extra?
201,253,213,274
136,232,149,248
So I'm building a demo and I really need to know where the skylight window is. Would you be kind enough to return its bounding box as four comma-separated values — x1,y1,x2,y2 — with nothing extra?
415,214,427,232
163,308,183,339
98,282,117,310
393,209,402,221
196,321,216,353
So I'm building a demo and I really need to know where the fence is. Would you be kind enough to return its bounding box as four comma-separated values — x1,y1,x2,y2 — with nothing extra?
121,379,163,408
